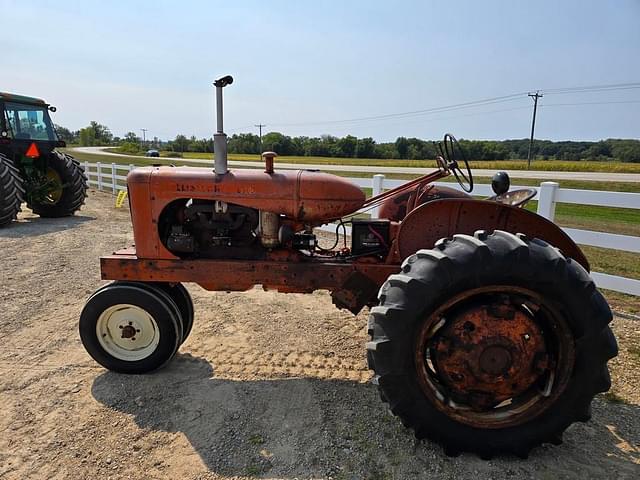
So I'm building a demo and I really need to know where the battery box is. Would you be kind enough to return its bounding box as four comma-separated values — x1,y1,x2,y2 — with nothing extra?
351,220,390,256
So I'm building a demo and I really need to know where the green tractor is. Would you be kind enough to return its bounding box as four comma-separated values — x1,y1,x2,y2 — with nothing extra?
0,92,88,227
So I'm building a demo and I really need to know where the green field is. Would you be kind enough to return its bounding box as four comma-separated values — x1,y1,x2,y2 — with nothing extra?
103,148,640,174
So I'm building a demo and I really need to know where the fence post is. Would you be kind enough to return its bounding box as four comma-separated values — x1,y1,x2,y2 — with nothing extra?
111,163,117,193
97,162,102,191
537,181,559,221
83,161,89,176
371,174,385,219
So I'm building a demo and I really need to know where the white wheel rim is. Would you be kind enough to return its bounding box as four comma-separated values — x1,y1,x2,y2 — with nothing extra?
96,304,160,361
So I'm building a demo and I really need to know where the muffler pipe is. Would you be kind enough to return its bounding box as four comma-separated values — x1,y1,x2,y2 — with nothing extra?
213,75,233,175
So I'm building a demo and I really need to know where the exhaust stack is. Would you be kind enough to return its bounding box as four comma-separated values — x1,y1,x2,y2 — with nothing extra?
213,75,233,175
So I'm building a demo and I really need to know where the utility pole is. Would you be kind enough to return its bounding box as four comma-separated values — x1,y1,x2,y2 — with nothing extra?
140,128,147,149
527,91,542,168
254,124,266,156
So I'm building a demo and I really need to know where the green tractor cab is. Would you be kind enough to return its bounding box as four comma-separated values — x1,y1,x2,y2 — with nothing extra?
0,92,88,226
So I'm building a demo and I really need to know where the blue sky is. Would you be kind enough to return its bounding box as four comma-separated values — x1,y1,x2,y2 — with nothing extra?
3,0,639,142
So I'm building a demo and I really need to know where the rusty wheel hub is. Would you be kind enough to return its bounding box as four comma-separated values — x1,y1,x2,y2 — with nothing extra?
415,286,575,429
432,300,547,410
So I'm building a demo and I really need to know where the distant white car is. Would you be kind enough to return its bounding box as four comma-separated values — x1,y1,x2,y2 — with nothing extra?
145,149,160,157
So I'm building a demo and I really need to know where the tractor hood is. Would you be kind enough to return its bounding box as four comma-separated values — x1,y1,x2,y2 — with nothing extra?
129,165,366,223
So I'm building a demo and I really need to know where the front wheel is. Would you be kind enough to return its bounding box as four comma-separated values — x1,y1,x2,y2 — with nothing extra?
156,283,194,344
80,282,182,373
367,230,617,458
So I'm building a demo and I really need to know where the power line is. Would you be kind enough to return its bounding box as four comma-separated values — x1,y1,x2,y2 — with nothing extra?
219,83,640,137
540,99,640,107
226,99,640,136
276,99,640,133
225,125,256,134
265,81,640,129
269,93,528,128
542,82,640,94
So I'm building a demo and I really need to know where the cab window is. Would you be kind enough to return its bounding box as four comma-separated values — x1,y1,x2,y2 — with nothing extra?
4,102,57,141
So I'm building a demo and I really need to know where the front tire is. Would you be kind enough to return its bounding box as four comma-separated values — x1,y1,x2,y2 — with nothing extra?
0,153,25,227
80,282,182,373
29,151,87,217
156,283,194,343
367,230,617,458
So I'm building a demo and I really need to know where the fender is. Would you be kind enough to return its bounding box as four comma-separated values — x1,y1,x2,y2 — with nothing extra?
394,198,589,270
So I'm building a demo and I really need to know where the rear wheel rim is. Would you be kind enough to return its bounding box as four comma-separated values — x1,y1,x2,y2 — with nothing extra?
44,167,63,204
414,285,575,429
96,304,160,361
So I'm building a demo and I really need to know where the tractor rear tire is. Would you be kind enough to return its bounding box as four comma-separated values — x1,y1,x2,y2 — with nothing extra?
367,230,617,458
29,151,87,217
80,282,182,374
0,153,25,227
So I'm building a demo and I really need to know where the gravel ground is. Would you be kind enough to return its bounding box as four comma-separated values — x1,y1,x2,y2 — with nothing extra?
0,190,638,479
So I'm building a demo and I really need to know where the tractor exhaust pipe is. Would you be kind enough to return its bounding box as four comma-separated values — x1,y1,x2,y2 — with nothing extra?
213,75,233,175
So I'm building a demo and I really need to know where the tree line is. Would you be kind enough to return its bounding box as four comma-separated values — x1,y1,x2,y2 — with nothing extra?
57,122,640,163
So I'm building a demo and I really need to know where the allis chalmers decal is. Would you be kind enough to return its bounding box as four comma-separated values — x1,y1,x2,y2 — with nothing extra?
175,183,257,195
176,183,214,193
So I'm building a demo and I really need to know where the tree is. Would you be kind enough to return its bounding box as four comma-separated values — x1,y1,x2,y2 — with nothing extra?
78,127,96,146
395,137,409,159
124,131,139,143
228,133,260,154
54,124,77,144
172,134,189,153
262,132,295,155
336,135,358,157
356,137,376,158
89,121,113,144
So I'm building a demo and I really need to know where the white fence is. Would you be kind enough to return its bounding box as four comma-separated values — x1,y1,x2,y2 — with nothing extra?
81,162,640,296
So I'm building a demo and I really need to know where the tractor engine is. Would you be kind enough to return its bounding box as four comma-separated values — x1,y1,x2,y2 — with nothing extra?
161,199,263,259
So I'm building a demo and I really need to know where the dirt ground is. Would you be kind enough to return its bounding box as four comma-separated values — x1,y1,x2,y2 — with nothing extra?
0,190,638,480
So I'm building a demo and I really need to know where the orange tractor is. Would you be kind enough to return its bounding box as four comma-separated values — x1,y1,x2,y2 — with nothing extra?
80,76,617,458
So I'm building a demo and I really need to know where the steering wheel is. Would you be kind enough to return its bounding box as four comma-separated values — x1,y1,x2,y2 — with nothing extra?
487,188,537,208
438,133,474,192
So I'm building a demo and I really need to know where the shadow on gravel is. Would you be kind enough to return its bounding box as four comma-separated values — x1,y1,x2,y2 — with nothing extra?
0,214,94,238
92,353,640,479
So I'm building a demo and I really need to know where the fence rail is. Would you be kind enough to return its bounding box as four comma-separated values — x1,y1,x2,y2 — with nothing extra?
81,162,640,296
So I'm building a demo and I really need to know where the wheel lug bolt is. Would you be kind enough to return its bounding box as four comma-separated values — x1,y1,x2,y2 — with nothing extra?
523,334,530,341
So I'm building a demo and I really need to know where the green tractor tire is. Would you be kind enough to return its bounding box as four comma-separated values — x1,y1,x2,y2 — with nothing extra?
0,153,25,227
28,151,88,218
